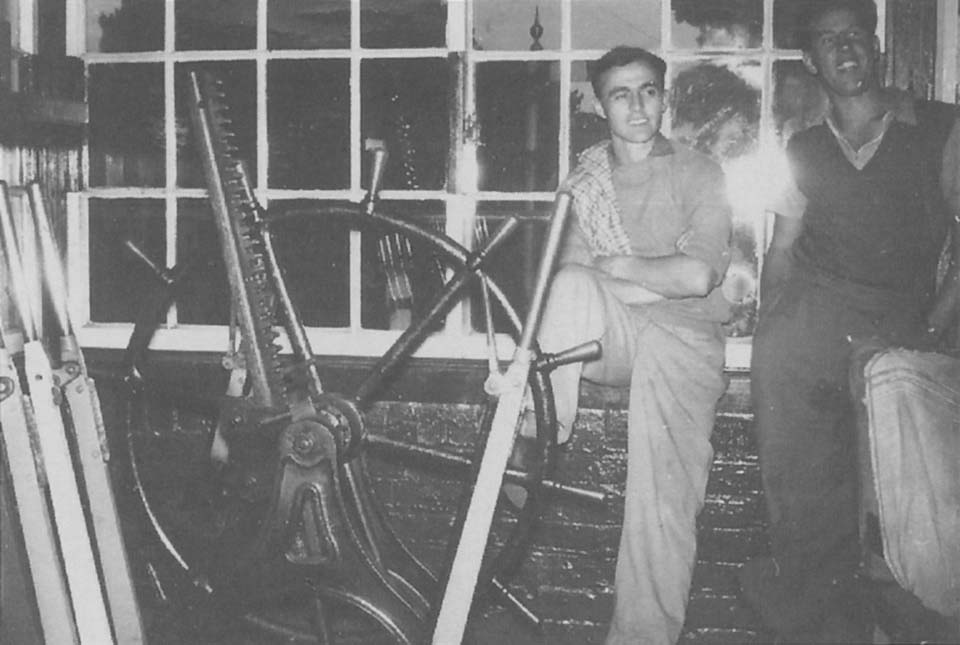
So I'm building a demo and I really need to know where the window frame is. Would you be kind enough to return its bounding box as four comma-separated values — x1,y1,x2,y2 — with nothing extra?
68,0,902,371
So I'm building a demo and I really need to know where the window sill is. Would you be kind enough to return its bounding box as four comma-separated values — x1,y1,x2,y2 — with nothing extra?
85,347,752,415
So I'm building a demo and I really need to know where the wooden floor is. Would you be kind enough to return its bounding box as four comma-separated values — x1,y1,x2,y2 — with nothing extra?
133,411,774,644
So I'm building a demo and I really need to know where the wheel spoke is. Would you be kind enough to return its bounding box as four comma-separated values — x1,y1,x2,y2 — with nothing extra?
114,198,565,643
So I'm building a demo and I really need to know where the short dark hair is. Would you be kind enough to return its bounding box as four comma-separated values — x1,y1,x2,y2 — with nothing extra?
797,0,877,52
589,46,667,98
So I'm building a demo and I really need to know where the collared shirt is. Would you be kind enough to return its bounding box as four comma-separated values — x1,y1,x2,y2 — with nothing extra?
562,135,733,325
770,91,960,219
825,110,897,170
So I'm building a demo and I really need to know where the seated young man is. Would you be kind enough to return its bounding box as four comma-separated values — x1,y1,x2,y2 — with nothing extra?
524,46,733,645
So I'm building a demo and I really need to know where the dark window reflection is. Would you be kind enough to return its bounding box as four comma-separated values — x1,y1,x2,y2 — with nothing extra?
89,64,164,187
176,62,257,189
176,0,256,51
175,199,230,326
570,60,608,168
670,60,761,163
774,60,827,143
39,0,65,57
268,60,350,189
361,0,445,48
360,201,445,331
477,61,559,192
175,199,352,327
470,202,551,334
268,200,350,328
89,199,164,323
474,0,559,50
572,0,660,50
361,59,448,191
268,0,350,49
86,0,164,53
773,0,824,50
672,0,762,49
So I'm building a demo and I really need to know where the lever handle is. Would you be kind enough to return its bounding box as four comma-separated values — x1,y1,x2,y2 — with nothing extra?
536,340,602,372
124,240,172,286
364,138,389,215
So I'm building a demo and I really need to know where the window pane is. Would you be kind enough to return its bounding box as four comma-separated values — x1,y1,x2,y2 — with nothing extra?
177,62,257,189
268,0,350,49
474,0,560,51
360,201,445,331
89,64,164,187
773,0,821,50
670,60,761,163
470,202,551,334
39,0,65,57
176,0,256,51
773,60,827,144
672,0,763,49
86,0,164,53
266,200,351,328
570,60,609,168
361,59,448,191
572,0,661,50
175,199,230,326
477,61,559,192
175,199,352,327
361,0,446,48
268,60,350,189
89,199,164,323
670,60,762,337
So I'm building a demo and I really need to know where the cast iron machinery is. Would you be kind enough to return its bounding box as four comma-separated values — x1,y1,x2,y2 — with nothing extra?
115,70,603,643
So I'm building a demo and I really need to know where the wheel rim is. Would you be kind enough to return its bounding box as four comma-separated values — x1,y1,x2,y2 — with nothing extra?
116,209,557,643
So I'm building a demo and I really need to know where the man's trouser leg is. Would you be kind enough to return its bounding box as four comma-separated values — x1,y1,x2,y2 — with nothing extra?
535,265,636,442
744,274,923,642
536,266,725,644
605,322,725,645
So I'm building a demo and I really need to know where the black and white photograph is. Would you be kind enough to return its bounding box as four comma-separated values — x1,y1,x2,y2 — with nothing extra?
0,1,958,643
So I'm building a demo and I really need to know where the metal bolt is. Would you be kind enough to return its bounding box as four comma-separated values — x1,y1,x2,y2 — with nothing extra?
294,433,316,454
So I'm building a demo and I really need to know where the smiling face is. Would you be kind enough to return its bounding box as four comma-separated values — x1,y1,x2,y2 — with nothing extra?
594,60,666,152
803,6,880,98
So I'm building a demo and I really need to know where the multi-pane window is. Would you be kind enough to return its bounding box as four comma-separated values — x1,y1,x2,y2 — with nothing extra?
76,0,866,368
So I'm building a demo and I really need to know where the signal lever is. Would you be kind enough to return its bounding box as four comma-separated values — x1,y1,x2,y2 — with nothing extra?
535,340,602,372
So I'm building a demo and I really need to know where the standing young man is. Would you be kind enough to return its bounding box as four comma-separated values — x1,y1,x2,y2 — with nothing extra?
533,46,733,644
741,1,960,641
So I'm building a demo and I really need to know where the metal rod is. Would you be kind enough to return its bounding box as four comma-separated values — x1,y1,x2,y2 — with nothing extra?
364,139,389,215
517,192,572,353
235,162,324,399
28,183,72,337
187,71,277,409
0,182,37,340
363,434,606,504
354,217,519,405
432,192,572,645
489,577,542,631
123,240,172,287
